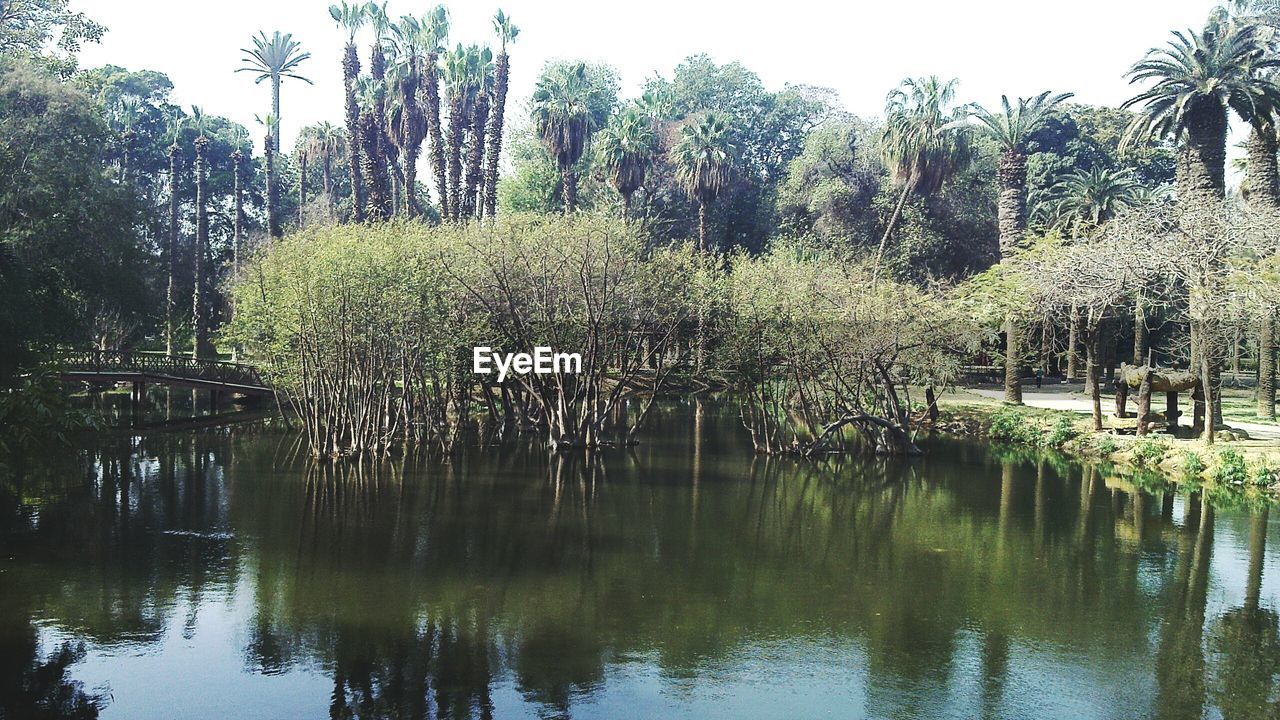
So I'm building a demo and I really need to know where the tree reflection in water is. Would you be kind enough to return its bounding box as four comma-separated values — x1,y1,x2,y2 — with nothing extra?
0,401,1278,719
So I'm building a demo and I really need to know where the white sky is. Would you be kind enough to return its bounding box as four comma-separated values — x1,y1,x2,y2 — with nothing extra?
75,0,1226,152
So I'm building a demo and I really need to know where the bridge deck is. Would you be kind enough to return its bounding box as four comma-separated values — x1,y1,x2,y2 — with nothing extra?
55,350,273,397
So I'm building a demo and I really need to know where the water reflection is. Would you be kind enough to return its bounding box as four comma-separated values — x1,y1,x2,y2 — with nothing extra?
0,401,1278,719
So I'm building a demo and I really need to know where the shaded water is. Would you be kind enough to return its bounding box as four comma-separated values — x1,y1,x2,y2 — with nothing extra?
1,399,1278,719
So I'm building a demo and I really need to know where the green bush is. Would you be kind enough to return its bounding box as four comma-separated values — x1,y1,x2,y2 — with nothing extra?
1092,434,1118,455
1182,450,1205,477
1044,416,1078,447
1252,463,1277,488
1212,448,1249,486
1130,438,1167,467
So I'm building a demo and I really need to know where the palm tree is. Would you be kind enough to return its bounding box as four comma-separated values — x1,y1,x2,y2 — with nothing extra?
442,45,472,220
876,76,971,280
670,112,739,252
229,127,249,273
389,16,426,217
258,114,281,237
969,90,1072,405
422,5,450,219
970,91,1073,258
594,107,655,222
312,122,344,218
190,107,212,360
330,2,366,221
357,78,391,219
294,126,314,226
1123,15,1279,204
463,47,495,218
531,61,603,214
1032,166,1142,237
364,1,391,217
483,10,518,220
237,31,312,154
164,111,182,357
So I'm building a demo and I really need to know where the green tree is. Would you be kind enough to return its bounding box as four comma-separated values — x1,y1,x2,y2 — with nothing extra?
483,10,518,220
0,0,104,77
876,76,971,280
670,113,739,251
1032,166,1142,237
530,61,610,213
330,2,366,221
594,107,655,222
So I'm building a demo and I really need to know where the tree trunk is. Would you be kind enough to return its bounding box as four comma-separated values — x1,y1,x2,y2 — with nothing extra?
425,51,449,220
271,75,281,154
1004,312,1022,404
1260,310,1276,419
996,149,1028,259
298,152,307,227
483,51,511,220
192,136,211,360
562,164,578,214
322,149,333,218
1087,313,1102,431
446,93,465,220
697,201,709,253
166,143,179,357
872,182,911,284
464,91,489,219
1179,96,1228,206
1133,292,1148,366
1244,123,1279,210
343,42,365,222
265,133,280,238
1138,351,1153,437
232,151,243,272
1067,301,1080,380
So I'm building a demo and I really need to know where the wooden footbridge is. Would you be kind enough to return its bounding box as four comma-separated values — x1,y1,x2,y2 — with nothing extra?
54,350,273,401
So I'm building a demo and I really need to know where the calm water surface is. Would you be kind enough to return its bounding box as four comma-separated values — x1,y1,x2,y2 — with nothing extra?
1,399,1278,719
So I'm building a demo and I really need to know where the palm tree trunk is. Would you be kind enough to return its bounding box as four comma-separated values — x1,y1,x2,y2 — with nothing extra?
447,94,466,220
232,151,244,272
484,51,511,220
1133,292,1148,366
298,153,307,227
1067,301,1080,380
1004,311,1022,404
425,52,449,220
265,133,280,238
873,182,911,284
343,42,364,222
193,137,210,360
622,192,632,224
271,75,281,152
361,111,390,220
464,92,490,219
996,150,1028,259
1180,97,1228,206
562,164,578,214
166,143,179,357
1259,310,1275,419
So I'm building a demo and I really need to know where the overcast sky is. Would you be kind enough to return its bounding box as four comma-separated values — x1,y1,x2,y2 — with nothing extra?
74,0,1224,152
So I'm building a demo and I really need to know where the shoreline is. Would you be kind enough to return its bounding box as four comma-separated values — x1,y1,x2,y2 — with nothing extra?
935,386,1280,505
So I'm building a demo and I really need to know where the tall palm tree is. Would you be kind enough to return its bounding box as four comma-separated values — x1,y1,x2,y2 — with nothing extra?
330,2,366,221
229,127,249,273
422,5,450,219
463,47,495,218
531,61,603,214
1032,166,1142,237
442,45,472,220
389,16,426,217
237,31,312,154
876,76,971,280
594,106,655,222
364,1,392,217
483,10,518,220
257,114,281,237
969,90,1072,405
357,78,391,219
970,91,1073,258
670,112,739,252
1123,16,1279,204
190,107,212,360
164,112,182,357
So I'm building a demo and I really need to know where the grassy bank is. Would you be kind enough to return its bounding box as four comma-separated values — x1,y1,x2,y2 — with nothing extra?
934,387,1280,504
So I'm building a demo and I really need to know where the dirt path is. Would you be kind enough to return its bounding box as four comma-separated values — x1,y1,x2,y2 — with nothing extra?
965,387,1280,441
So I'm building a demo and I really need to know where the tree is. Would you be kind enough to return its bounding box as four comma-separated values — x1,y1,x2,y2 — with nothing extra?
230,128,249,273
463,48,494,218
421,5,450,219
969,90,1072,405
0,0,104,77
530,61,607,214
875,76,971,281
670,113,739,252
356,79,391,219
593,107,655,222
1033,166,1143,237
191,108,213,359
483,10,518,220
165,112,182,356
258,114,281,238
388,17,426,217
330,2,365,221
363,2,391,220
237,31,312,157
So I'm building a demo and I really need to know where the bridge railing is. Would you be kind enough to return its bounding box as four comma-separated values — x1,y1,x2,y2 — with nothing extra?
55,350,268,389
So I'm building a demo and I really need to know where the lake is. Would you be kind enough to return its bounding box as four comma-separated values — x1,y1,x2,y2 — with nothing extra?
1,397,1277,719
